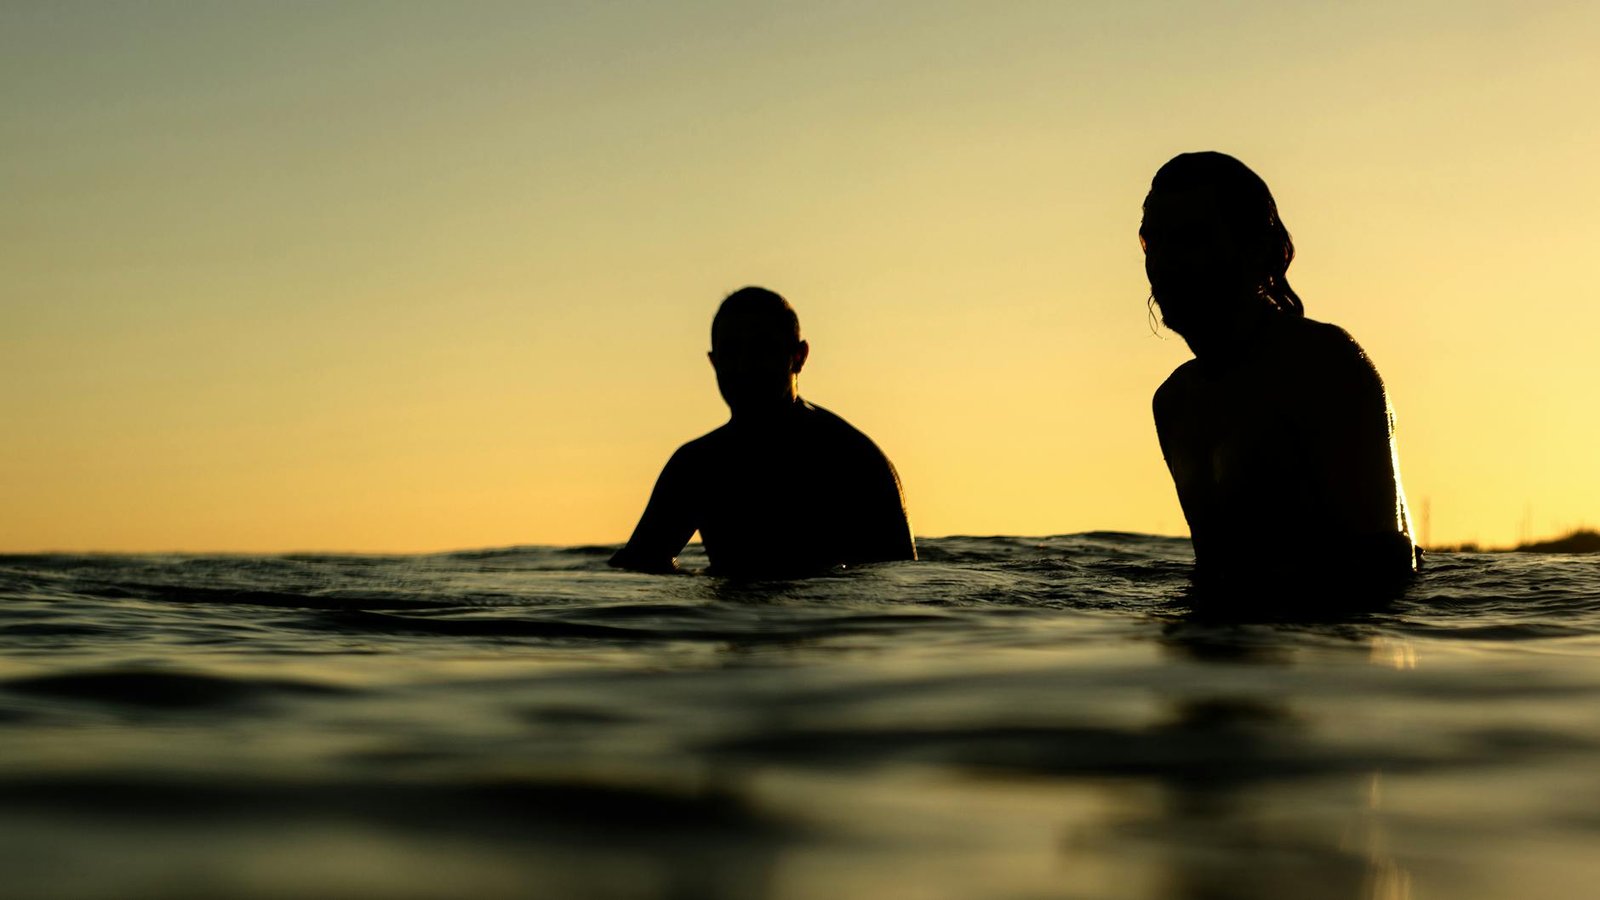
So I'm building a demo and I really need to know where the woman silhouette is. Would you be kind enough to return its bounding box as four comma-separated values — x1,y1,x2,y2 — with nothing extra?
1141,152,1419,592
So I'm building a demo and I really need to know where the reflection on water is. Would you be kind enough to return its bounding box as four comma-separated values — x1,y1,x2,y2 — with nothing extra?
1370,638,1418,671
0,537,1598,898
1356,774,1415,900
1129,629,1407,900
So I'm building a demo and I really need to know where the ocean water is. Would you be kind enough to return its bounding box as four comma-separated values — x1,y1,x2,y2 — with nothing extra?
2,534,1599,899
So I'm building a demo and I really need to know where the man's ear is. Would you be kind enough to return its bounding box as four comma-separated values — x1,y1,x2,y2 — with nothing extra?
792,340,810,375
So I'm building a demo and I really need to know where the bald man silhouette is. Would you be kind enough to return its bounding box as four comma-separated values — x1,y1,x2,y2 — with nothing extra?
610,287,916,576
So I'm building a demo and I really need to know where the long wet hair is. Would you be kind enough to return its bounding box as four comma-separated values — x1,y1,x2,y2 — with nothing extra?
1142,152,1304,317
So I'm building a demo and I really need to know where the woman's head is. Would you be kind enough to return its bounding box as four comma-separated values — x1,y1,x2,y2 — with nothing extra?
1139,152,1302,338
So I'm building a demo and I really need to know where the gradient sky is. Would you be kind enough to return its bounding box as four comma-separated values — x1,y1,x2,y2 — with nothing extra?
4,1,1597,552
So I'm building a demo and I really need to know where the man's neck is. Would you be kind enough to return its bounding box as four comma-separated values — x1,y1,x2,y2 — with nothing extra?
729,395,805,427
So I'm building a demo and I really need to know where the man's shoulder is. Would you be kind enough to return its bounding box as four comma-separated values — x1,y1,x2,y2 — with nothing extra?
801,401,861,430
666,424,732,468
800,402,884,452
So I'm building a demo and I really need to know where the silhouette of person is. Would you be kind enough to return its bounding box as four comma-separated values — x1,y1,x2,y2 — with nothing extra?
1140,152,1419,590
610,287,916,576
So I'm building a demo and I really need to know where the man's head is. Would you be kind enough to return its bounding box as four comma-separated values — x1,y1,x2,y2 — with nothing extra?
1139,151,1302,340
709,286,809,416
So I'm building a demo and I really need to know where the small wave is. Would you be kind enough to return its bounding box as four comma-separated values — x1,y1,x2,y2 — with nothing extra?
298,606,967,646
0,667,353,710
699,712,1598,782
0,622,117,638
0,771,793,839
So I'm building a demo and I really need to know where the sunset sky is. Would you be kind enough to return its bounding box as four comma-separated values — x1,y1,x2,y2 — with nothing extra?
4,1,1597,552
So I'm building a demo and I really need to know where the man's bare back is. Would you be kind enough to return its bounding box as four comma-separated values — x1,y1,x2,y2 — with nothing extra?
610,287,915,577
611,400,914,576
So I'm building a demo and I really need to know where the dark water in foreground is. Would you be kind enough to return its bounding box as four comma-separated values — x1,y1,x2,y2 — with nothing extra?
3,534,1599,899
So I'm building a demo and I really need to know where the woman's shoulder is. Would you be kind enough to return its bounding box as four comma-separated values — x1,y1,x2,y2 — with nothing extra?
1153,358,1204,407
1276,317,1388,404
1275,316,1380,373
1282,316,1365,355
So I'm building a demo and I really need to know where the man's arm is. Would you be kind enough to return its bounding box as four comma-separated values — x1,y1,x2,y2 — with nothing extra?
609,446,698,573
873,456,918,561
843,445,917,564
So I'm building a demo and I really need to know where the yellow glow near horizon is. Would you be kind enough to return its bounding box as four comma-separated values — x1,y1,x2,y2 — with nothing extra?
3,3,1597,552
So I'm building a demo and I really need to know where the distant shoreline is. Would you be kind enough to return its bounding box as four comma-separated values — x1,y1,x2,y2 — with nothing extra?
1429,528,1600,555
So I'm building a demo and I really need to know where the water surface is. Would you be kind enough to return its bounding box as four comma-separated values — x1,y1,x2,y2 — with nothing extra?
3,535,1598,898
